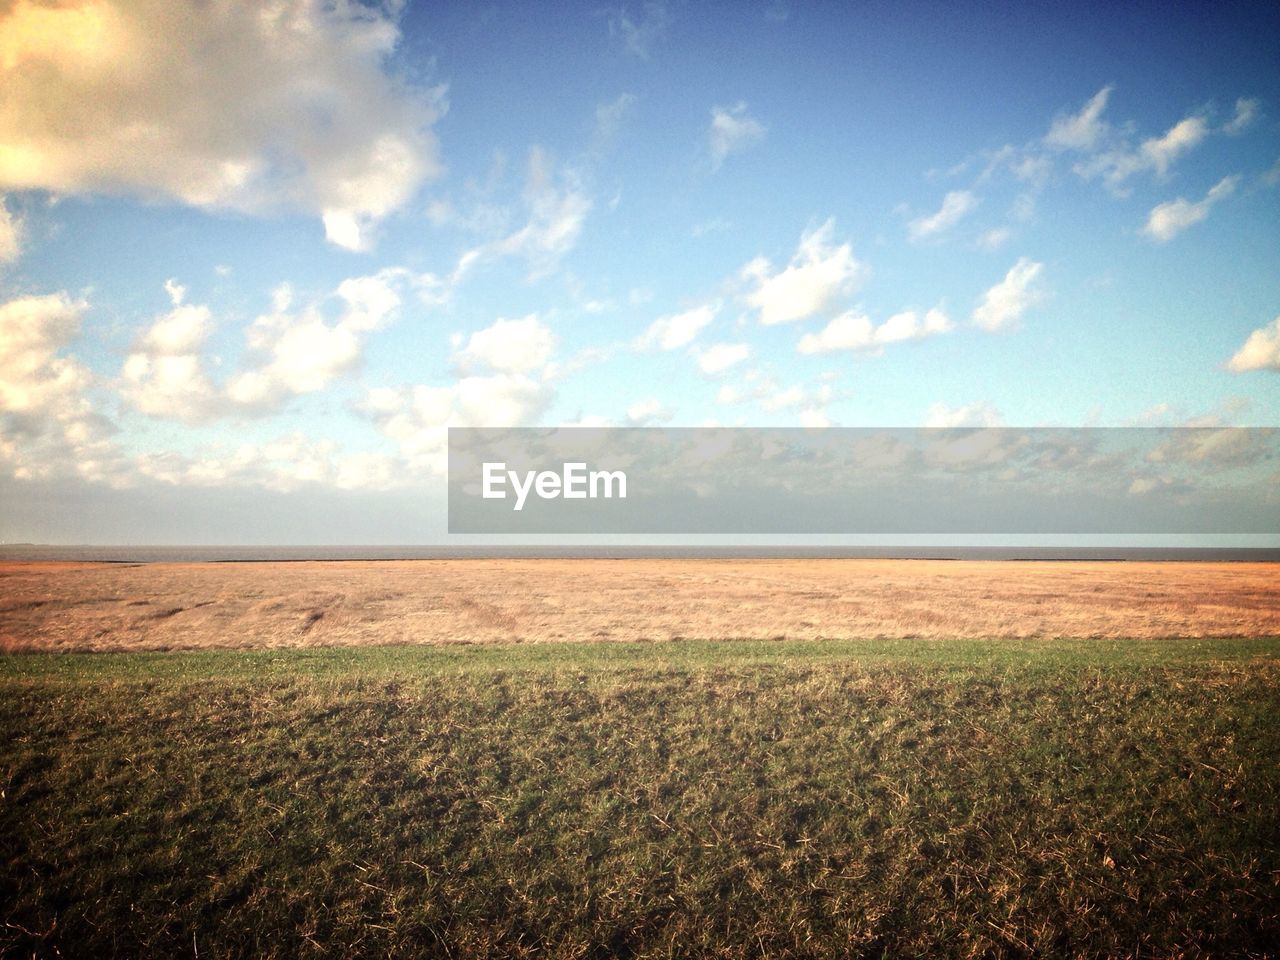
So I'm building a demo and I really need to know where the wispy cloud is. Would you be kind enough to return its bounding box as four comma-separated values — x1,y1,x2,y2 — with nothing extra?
635,302,720,351
594,93,638,147
1045,86,1113,151
607,2,671,58
709,103,766,170
454,147,592,281
1078,114,1210,190
1223,97,1261,135
1142,175,1239,242
908,190,979,241
972,258,1044,332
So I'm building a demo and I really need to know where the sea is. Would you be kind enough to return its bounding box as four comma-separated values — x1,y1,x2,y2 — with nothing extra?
1,545,1278,563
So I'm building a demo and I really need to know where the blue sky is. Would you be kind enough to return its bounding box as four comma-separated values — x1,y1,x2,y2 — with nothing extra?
0,0,1278,543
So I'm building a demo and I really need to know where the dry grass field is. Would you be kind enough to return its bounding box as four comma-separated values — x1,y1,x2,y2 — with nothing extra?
1,558,1277,652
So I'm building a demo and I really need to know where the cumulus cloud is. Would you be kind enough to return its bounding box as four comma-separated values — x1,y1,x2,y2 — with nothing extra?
709,103,766,169
0,197,22,263
636,302,719,351
1045,86,1113,151
972,258,1044,333
1142,175,1239,242
455,315,554,374
0,292,91,417
122,271,407,420
131,433,402,493
798,308,951,354
0,0,444,251
1226,317,1280,373
360,314,560,475
742,220,866,325
694,342,751,376
0,291,119,483
908,191,979,241
120,281,220,420
227,272,403,408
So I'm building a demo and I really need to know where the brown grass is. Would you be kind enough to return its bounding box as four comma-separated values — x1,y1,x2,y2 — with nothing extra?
1,558,1277,653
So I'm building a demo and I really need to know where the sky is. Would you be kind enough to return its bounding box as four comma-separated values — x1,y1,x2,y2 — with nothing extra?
0,0,1278,544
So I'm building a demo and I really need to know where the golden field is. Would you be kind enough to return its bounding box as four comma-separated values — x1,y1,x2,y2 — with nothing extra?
1,558,1276,652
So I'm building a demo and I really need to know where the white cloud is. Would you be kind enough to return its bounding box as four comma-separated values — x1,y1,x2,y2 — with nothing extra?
694,342,751,375
924,401,1004,428
709,103,766,169
456,315,554,374
908,190,979,241
607,2,671,58
1223,97,1260,135
757,382,834,417
1142,175,1239,242
972,258,1044,332
228,271,403,406
362,373,554,476
798,407,829,428
636,302,719,351
1143,117,1210,177
0,292,118,483
120,287,219,420
461,147,591,278
1045,86,1113,151
122,272,407,420
742,219,866,325
798,312,874,354
626,397,673,425
0,196,22,263
359,312,561,474
797,308,952,354
133,433,402,493
762,385,806,412
0,0,444,251
1226,317,1280,373
0,292,90,416
1080,115,1210,189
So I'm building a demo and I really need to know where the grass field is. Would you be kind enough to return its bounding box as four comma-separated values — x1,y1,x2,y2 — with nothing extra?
3,635,1279,958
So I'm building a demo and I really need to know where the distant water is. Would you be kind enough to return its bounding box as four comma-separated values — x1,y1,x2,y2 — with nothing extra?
2,545,1279,563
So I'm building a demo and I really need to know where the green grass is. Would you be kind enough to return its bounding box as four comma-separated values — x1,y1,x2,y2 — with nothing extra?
2,637,1278,958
